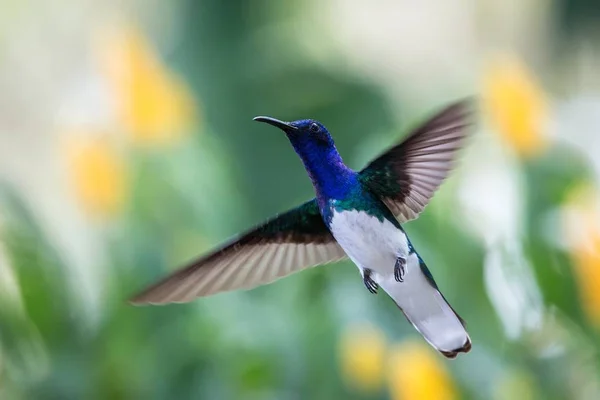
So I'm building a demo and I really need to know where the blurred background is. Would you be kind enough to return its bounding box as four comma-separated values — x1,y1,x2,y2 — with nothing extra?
1,0,600,399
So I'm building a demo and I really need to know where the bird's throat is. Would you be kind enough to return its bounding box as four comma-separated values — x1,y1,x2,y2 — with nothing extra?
294,143,356,200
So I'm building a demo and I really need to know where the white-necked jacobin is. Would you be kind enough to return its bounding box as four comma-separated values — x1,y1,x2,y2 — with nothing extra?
131,100,473,358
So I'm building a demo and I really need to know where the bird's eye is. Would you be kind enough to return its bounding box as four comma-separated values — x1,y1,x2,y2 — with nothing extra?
309,123,320,133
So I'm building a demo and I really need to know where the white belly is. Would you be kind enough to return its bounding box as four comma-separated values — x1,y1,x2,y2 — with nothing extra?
329,209,409,278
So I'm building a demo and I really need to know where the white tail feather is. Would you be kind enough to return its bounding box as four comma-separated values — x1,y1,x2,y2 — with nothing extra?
378,255,471,358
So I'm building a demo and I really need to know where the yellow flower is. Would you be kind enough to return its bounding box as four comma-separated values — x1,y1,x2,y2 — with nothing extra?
482,55,548,158
65,135,126,218
98,26,197,146
338,323,386,393
387,340,457,400
562,184,600,325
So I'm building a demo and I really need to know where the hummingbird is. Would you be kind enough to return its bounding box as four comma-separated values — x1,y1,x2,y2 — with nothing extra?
131,100,473,358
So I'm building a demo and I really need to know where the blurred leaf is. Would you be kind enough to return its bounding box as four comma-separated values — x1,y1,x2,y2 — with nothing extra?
0,185,77,346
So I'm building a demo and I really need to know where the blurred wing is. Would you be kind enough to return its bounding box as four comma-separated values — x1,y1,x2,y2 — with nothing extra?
130,199,346,305
359,100,473,223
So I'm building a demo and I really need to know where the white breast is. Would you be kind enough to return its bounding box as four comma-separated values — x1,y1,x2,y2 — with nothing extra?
329,209,409,277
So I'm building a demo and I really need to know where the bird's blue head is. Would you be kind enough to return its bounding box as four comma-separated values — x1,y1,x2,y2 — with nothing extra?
253,116,355,199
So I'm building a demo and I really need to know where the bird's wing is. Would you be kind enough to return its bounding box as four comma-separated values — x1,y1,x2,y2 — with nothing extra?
359,100,473,223
130,199,346,305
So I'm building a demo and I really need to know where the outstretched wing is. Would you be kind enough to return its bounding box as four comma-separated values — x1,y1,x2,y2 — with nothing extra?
130,199,346,305
359,100,473,223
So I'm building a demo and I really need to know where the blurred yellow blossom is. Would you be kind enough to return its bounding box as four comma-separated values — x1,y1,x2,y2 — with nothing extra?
65,136,127,218
562,183,600,326
387,340,456,400
482,55,548,157
99,26,197,146
338,323,386,393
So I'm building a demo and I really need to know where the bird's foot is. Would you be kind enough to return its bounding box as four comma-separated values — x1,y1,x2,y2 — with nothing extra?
394,257,406,282
363,269,378,294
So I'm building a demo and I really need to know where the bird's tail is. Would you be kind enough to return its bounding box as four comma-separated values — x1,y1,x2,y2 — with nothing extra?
380,255,471,358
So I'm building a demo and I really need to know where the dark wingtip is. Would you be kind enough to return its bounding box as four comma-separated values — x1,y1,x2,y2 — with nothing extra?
440,337,472,359
127,286,171,306
128,294,174,307
128,288,178,306
128,292,150,306
441,97,477,123
450,95,478,109
128,297,145,306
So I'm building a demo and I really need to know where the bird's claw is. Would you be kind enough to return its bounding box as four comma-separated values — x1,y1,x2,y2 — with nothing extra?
394,257,406,282
363,269,378,294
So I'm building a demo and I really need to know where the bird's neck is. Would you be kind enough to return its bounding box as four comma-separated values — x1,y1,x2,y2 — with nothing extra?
293,143,357,201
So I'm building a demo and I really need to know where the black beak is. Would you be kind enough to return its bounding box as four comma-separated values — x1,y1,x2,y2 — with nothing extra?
253,116,298,132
